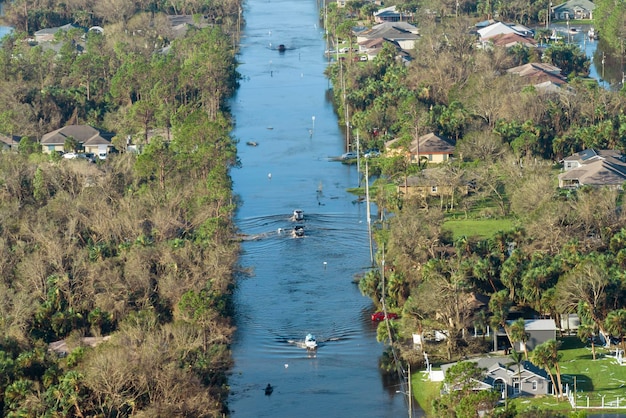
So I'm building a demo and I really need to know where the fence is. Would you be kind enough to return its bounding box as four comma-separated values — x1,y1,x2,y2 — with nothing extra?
566,384,626,410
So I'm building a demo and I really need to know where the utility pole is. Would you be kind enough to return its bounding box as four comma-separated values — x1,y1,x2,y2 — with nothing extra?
408,362,413,418
365,156,374,265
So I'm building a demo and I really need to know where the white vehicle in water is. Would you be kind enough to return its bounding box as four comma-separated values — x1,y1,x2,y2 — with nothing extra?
304,333,317,349
292,209,304,221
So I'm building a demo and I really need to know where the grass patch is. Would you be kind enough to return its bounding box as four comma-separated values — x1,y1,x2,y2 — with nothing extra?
411,371,441,417
557,337,626,410
443,218,515,240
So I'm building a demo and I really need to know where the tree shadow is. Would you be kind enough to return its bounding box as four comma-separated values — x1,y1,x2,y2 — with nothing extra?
561,373,594,392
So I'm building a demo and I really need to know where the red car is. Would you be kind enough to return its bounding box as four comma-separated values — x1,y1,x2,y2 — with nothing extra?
371,311,399,321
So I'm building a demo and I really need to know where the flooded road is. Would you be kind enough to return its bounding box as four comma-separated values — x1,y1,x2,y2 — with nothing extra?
227,0,411,417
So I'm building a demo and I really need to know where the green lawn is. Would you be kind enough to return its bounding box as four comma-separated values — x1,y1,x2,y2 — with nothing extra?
557,337,626,410
411,337,626,416
411,371,441,417
443,218,516,240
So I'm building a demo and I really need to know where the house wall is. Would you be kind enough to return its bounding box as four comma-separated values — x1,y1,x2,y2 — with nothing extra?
520,377,549,396
410,153,451,164
396,39,416,50
526,329,556,351
43,144,64,154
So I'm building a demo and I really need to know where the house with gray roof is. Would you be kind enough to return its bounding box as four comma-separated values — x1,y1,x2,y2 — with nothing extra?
551,0,596,20
34,23,84,43
493,319,558,353
373,6,413,23
441,357,552,399
507,62,567,86
356,22,419,51
559,149,626,189
41,124,114,156
0,133,19,151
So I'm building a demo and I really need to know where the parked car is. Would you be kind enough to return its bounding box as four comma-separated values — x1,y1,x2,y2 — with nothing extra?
364,149,380,158
340,151,358,160
371,311,398,321
62,152,78,159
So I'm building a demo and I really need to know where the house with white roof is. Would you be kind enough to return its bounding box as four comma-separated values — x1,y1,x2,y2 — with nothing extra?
477,21,533,42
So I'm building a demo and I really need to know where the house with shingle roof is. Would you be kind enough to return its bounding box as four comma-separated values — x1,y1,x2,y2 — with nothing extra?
385,132,455,164
41,124,114,155
0,133,19,151
507,63,567,86
483,32,538,49
373,5,412,23
356,22,419,51
441,357,552,398
34,23,84,43
558,149,626,189
552,0,596,20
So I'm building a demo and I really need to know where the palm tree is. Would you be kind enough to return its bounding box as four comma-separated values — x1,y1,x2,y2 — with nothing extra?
530,340,563,400
577,321,599,360
507,349,524,397
510,318,529,360
605,309,626,352
473,309,489,341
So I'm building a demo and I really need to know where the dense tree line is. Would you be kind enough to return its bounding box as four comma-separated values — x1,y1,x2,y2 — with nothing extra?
0,2,242,416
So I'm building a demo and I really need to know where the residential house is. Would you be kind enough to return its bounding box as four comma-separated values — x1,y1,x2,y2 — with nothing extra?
494,319,558,352
482,32,538,49
41,124,114,156
552,0,596,20
0,133,19,151
477,21,533,42
373,5,412,23
441,357,552,399
34,23,83,43
397,169,471,199
507,62,567,86
558,149,626,189
358,38,409,61
385,132,455,164
356,21,419,51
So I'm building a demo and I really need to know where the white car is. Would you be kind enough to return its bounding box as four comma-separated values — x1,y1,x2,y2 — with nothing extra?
340,152,358,160
63,152,78,159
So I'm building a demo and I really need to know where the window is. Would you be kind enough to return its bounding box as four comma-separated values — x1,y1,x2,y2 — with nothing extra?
532,381,538,391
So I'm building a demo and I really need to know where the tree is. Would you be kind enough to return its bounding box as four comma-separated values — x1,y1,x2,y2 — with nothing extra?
507,348,524,397
510,318,529,360
555,260,614,344
605,309,626,351
489,289,513,347
435,361,499,418
64,136,80,153
542,43,590,77
530,339,564,400
577,321,599,360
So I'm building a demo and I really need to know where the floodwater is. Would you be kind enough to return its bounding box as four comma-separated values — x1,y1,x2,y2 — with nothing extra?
227,0,414,417
550,24,624,89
